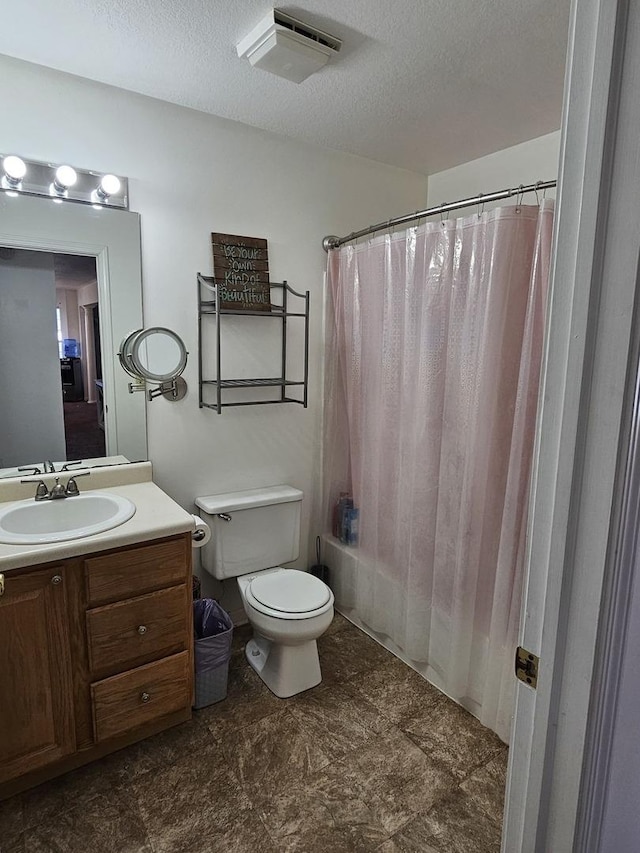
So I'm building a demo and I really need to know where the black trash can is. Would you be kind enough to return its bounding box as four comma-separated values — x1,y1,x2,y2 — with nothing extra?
193,599,233,709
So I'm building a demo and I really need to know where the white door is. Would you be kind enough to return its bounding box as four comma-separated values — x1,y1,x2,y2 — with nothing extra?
504,0,640,849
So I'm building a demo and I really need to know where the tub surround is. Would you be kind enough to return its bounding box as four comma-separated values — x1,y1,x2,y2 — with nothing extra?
0,461,194,570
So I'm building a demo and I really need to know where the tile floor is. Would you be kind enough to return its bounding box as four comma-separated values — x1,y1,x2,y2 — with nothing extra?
0,613,507,853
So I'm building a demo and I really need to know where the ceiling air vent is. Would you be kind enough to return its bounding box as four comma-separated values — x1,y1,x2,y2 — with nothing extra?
236,9,342,84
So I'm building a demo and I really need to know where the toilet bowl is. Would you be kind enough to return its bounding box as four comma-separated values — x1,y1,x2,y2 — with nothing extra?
238,568,334,697
194,485,334,697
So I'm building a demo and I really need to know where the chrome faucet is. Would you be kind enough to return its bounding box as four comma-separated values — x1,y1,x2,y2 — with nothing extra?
21,471,90,501
48,478,67,499
43,460,55,473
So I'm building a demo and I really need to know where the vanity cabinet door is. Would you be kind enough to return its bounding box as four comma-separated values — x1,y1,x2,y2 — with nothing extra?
0,566,75,783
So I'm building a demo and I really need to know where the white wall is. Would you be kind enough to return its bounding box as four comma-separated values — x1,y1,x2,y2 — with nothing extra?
427,131,561,210
77,282,98,402
598,543,640,850
56,287,80,344
0,250,66,467
0,54,427,607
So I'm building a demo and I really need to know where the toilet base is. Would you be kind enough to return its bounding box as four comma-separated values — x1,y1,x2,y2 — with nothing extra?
245,634,322,698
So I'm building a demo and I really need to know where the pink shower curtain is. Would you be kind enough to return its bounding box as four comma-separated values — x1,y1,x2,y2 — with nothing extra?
323,201,554,741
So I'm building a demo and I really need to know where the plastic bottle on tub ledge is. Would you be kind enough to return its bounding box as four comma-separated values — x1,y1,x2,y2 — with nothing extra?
332,492,349,538
332,492,359,546
344,504,359,546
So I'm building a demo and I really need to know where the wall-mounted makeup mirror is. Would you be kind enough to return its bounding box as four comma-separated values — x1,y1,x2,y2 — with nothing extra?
0,192,147,476
118,327,188,401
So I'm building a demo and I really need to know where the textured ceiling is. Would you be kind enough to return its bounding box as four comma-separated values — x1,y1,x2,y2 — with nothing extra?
0,0,571,175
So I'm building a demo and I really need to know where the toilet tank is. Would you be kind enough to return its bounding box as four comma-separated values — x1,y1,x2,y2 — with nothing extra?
195,485,303,579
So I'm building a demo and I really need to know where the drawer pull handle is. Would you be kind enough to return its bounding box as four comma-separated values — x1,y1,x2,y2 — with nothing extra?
141,692,150,703
51,575,62,585
137,625,147,635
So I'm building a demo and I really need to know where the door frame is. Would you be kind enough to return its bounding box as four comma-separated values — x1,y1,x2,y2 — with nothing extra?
504,0,640,849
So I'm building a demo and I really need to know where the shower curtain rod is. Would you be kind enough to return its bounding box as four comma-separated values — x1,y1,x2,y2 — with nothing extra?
322,178,557,251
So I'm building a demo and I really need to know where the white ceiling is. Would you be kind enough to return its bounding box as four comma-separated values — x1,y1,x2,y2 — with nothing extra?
0,0,571,175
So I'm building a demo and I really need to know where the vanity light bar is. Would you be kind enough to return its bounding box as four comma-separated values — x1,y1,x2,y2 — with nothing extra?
0,154,128,210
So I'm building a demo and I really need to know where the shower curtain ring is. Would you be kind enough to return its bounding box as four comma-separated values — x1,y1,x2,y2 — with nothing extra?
515,184,525,213
534,180,542,206
440,202,446,225
477,193,485,219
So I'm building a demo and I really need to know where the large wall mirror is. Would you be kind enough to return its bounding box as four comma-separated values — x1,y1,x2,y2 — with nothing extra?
0,193,147,476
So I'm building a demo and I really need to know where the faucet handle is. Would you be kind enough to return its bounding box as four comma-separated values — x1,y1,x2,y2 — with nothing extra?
61,460,82,472
35,481,50,500
65,470,90,496
19,480,50,501
18,466,43,475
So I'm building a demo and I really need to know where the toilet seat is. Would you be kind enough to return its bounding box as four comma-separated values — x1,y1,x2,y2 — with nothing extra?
244,569,333,621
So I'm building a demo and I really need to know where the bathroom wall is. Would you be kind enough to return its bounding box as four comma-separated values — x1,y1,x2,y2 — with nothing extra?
56,287,80,343
0,250,66,466
427,130,561,210
0,54,428,607
597,538,640,849
77,281,99,403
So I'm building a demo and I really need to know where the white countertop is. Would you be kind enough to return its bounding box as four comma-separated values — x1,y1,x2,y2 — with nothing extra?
0,462,194,572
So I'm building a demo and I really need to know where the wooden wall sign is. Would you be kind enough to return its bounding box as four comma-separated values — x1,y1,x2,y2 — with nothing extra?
211,233,271,312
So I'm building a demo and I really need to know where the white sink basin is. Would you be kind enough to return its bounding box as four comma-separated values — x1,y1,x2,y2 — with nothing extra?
0,493,136,545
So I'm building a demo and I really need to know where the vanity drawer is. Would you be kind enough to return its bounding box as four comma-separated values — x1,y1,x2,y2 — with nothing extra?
85,537,188,606
86,585,188,676
91,651,190,742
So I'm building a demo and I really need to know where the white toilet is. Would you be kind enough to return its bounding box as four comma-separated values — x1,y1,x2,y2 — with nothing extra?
195,485,334,697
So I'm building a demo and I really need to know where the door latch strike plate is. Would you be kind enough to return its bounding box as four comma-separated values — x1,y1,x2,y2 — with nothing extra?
0,573,4,596
515,645,539,689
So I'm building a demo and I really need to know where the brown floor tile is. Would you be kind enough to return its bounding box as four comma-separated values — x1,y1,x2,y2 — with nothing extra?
382,790,502,853
288,681,391,762
22,790,152,853
377,838,439,853
165,810,275,853
221,709,332,800
199,656,282,737
460,748,508,826
400,696,504,781
20,758,113,829
337,727,457,836
349,657,444,726
324,610,353,636
131,740,255,853
230,622,253,657
98,739,159,786
3,620,507,853
256,761,391,852
0,795,23,846
102,715,217,786
0,836,25,853
318,624,393,686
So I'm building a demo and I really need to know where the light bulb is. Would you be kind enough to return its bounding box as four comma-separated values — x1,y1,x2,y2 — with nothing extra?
54,165,77,189
2,155,27,190
99,174,120,196
3,155,26,181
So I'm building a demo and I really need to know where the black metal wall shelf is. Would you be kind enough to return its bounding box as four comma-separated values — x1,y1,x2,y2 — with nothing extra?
197,273,310,413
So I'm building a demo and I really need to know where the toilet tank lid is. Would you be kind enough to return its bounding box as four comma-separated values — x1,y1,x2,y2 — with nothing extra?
195,485,303,515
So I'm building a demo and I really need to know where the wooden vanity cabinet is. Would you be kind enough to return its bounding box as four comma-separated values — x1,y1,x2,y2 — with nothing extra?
0,532,193,799
0,564,75,784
